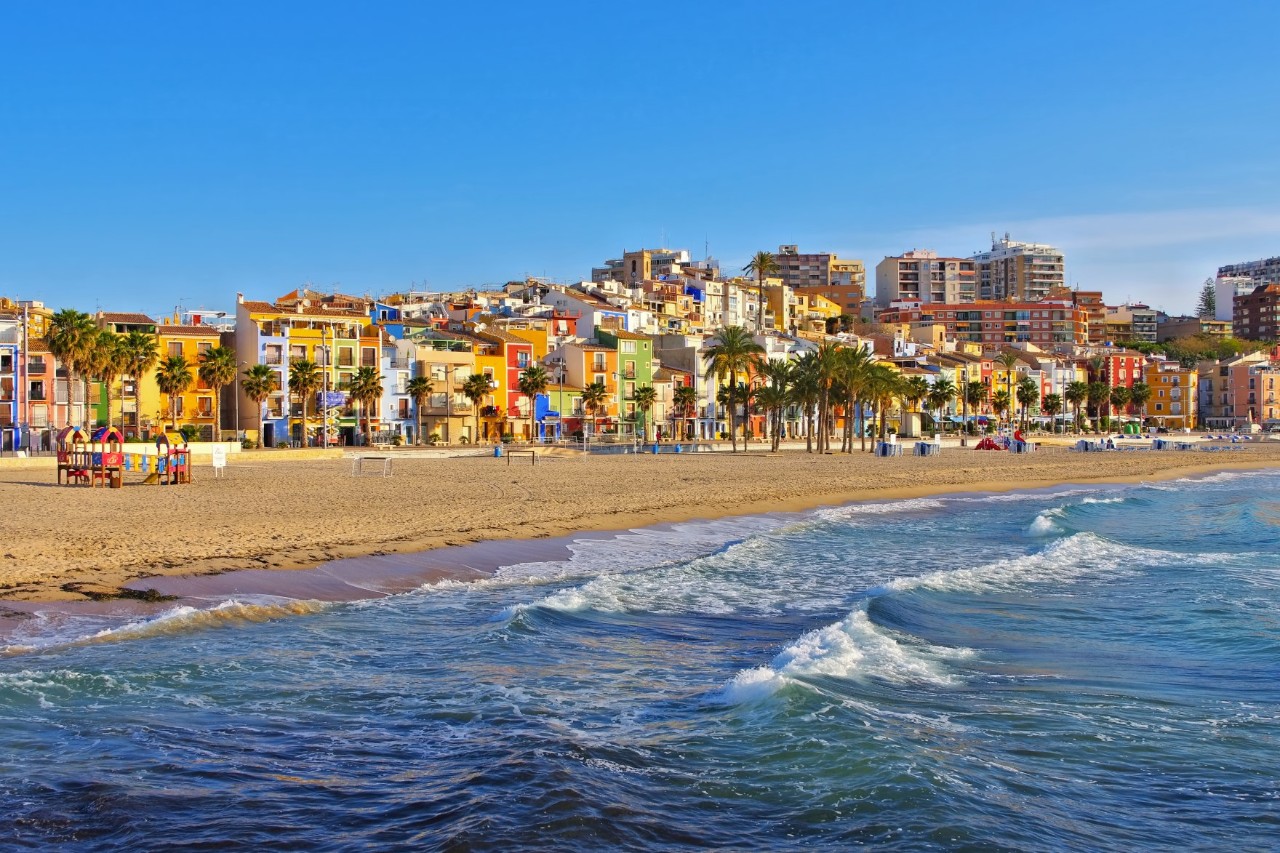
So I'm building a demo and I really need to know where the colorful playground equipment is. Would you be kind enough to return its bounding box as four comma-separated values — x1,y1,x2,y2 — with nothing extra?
55,426,125,488
56,427,192,487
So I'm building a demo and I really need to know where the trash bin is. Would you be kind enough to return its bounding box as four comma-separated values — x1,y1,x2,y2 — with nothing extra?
493,444,503,458
652,443,660,455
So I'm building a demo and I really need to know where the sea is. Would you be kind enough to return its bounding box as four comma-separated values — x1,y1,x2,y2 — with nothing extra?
2,469,1279,851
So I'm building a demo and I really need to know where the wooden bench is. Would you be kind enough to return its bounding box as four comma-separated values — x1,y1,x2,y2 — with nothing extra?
506,450,537,466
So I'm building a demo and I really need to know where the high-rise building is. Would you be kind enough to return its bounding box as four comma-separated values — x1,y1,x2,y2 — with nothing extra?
874,250,978,307
1215,276,1258,323
1105,303,1158,343
772,246,866,314
972,234,1065,302
1233,283,1280,341
1217,256,1280,288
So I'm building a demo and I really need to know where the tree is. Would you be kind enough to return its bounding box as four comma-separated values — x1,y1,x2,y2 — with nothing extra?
754,359,793,451
1197,277,1216,319
1109,385,1132,422
1065,381,1089,433
991,389,1012,427
86,330,127,428
1086,382,1110,430
673,384,698,441
632,384,657,441
198,345,237,442
811,342,844,453
996,351,1022,426
1016,375,1039,431
45,309,97,426
703,326,766,452
120,331,159,437
347,365,384,445
927,376,956,434
1042,393,1063,432
462,373,494,443
155,355,193,431
963,380,987,431
241,364,279,447
865,364,903,445
901,375,931,437
833,345,874,452
1129,382,1152,425
288,360,322,446
743,251,779,333
518,365,550,442
580,380,610,439
406,376,433,445
789,353,821,453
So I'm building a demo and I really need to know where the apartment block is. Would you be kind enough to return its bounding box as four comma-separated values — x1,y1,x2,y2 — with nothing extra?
1144,359,1197,430
1233,284,1280,340
592,248,704,284
874,250,978,307
973,235,1065,302
1157,315,1232,341
1215,276,1255,323
774,245,866,314
1198,351,1279,429
1217,256,1280,288
1105,303,1158,343
878,300,1087,347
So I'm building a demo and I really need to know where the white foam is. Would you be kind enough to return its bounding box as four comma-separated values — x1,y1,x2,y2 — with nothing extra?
882,532,1167,595
717,607,970,703
1027,509,1064,537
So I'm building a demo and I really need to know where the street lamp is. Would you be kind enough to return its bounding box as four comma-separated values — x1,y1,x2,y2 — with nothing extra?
960,367,968,447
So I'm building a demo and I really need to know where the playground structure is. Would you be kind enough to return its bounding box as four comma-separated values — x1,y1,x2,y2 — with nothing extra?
55,427,191,487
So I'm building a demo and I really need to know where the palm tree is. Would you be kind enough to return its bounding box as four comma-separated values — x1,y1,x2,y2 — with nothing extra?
155,355,193,431
834,345,875,452
462,373,494,443
1042,393,1063,432
813,341,846,453
198,345,237,442
1129,382,1152,427
1086,382,1110,431
991,389,1012,426
288,360,322,446
347,365,384,446
754,359,793,450
995,351,1022,428
1016,375,1039,431
86,330,127,429
790,353,820,453
963,380,987,434
704,327,766,452
1065,381,1089,434
406,376,433,444
742,251,779,333
580,380,610,439
632,384,658,441
518,365,550,442
901,375,931,437
673,385,698,441
241,363,279,447
120,330,159,437
927,376,956,435
1109,385,1132,428
45,308,97,426
865,364,903,445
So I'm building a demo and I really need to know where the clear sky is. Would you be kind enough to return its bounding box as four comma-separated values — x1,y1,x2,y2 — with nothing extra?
2,1,1278,318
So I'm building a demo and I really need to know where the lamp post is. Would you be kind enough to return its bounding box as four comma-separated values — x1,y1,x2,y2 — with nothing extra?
960,367,968,447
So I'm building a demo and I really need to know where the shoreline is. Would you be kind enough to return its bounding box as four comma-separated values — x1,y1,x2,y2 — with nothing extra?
0,445,1277,608
0,451,1276,649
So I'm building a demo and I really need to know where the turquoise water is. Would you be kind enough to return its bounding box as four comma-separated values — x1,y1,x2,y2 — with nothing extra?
3,471,1279,850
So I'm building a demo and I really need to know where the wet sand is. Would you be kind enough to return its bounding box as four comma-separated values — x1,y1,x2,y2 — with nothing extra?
1,441,1278,603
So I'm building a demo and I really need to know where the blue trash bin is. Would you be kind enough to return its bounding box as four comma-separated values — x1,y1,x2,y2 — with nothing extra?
494,444,503,458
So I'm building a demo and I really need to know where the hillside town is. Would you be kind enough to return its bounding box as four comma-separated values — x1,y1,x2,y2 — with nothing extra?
2,238,1279,452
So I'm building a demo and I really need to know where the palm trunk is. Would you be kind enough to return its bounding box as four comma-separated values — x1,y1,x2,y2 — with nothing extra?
214,389,221,443
728,371,738,453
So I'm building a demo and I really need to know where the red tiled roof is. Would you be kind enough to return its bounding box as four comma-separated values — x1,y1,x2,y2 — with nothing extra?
157,325,221,337
98,312,155,325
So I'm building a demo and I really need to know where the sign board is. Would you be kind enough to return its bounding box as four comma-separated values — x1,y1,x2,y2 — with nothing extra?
318,391,347,408
211,446,227,470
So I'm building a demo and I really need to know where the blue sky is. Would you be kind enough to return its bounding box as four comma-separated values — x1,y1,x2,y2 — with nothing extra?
2,1,1278,318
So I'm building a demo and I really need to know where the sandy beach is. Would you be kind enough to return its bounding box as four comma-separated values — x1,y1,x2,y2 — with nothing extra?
1,441,1278,603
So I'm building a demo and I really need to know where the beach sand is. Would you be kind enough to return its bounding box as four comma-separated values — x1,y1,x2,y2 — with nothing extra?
2,441,1278,603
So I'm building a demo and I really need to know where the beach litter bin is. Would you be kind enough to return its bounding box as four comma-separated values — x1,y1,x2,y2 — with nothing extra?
493,444,503,458
652,443,660,454
674,444,683,453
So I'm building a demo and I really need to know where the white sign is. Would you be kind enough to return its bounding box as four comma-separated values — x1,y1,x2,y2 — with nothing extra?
211,446,227,469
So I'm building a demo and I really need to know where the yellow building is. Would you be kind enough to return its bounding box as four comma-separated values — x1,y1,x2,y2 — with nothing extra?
150,325,225,439
1144,359,1198,430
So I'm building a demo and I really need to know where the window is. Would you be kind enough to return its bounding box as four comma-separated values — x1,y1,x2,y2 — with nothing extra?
593,355,607,371
29,380,45,401
621,341,636,354
430,364,447,382
290,345,306,361
198,341,213,355
361,348,377,367
337,348,354,367
197,397,213,417
398,399,409,419
168,341,183,357
517,351,530,368
29,357,46,373
264,345,283,365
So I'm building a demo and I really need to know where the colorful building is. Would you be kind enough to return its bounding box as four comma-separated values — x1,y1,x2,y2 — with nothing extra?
1143,358,1197,430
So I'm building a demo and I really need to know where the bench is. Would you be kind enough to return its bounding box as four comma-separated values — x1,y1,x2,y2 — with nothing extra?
506,450,537,466
350,455,393,477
